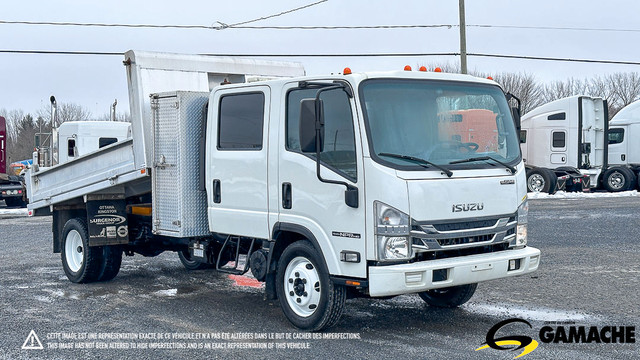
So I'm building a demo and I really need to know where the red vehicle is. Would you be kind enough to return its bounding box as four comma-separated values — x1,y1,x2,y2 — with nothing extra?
0,116,27,207
0,116,5,174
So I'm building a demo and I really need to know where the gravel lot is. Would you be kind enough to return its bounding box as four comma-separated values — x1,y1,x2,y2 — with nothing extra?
0,197,638,359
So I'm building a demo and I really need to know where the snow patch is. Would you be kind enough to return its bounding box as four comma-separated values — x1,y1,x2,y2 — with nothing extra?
464,303,595,321
528,190,638,200
153,289,178,297
0,208,29,215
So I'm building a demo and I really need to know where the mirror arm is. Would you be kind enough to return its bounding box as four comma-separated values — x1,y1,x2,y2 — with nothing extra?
311,85,359,208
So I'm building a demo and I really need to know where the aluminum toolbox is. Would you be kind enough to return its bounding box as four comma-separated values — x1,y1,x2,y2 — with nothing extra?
151,91,209,237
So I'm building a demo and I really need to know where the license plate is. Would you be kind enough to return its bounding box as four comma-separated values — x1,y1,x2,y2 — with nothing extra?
193,248,204,258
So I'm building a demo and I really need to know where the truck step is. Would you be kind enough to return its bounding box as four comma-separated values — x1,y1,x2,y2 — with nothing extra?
216,236,255,275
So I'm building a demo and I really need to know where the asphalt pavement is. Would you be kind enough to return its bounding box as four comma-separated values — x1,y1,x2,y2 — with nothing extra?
0,197,638,359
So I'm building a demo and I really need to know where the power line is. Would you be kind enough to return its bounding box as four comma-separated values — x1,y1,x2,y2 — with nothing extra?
468,53,640,66
221,0,327,28
2,49,640,66
3,19,640,33
222,24,453,30
469,24,640,33
0,20,215,30
0,1,329,31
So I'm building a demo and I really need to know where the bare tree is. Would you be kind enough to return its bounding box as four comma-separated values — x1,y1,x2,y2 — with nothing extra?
588,75,620,118
36,102,92,125
490,72,544,114
4,109,26,141
6,114,38,164
542,78,588,104
96,111,131,122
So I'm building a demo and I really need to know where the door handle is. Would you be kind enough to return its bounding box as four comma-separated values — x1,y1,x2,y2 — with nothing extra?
282,183,292,209
213,179,221,203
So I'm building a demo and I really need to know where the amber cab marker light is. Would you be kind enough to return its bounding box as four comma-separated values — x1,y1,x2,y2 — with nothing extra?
404,65,412,71
434,67,442,72
487,76,494,80
343,67,352,75
419,66,427,72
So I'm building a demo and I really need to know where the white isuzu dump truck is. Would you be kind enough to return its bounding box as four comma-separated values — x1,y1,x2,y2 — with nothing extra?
27,51,540,330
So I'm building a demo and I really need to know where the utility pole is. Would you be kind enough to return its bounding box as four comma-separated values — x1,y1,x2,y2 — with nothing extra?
459,0,468,74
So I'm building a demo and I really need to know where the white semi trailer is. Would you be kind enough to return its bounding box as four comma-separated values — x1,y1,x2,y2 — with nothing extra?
27,51,540,330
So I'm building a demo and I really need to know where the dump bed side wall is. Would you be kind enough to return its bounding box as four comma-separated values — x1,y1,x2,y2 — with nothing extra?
27,139,148,210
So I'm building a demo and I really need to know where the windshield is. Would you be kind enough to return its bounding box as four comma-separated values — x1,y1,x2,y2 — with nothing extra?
360,79,521,170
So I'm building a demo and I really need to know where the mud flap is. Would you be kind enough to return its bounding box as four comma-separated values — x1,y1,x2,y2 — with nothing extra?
86,196,129,246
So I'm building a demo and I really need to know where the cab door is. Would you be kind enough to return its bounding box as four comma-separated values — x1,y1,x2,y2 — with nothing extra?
207,86,271,239
276,82,366,278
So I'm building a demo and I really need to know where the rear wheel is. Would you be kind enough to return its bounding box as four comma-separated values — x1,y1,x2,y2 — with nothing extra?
526,168,557,194
276,240,346,331
99,246,122,281
61,218,104,283
418,284,477,308
178,250,210,270
603,167,636,192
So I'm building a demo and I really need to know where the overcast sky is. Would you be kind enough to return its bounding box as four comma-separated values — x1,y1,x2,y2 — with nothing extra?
2,0,640,118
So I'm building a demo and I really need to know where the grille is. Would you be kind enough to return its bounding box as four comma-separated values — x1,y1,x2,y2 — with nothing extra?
432,219,497,232
434,233,494,247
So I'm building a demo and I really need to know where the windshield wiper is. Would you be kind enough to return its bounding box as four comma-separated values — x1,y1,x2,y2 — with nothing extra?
379,153,453,177
449,156,516,174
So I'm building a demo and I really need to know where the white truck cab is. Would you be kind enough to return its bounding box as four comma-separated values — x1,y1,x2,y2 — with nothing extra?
26,51,540,331
609,99,640,168
206,71,539,315
57,121,131,164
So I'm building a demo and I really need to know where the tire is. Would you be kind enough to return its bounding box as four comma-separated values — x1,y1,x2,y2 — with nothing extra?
603,167,636,192
418,284,477,308
178,250,210,270
276,240,346,331
61,218,105,283
526,168,556,194
99,246,122,281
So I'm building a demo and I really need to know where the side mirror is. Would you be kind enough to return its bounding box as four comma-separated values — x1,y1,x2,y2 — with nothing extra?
299,98,324,153
511,106,521,133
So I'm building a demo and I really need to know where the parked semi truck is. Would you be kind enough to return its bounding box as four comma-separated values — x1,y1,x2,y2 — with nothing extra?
27,51,540,330
519,95,628,193
607,99,640,189
0,116,27,207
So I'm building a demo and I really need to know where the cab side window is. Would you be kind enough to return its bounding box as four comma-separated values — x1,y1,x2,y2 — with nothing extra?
286,87,357,181
608,128,624,145
218,93,265,150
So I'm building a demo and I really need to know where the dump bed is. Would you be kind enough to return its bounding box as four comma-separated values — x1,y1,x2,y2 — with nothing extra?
26,139,145,210
27,50,304,213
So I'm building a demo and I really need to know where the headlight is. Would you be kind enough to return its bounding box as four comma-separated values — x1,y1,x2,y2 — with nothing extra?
375,201,411,261
516,200,528,247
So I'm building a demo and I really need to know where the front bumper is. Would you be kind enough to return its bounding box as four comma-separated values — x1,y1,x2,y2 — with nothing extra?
368,246,540,297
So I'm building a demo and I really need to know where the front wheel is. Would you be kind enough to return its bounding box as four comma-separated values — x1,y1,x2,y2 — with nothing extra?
61,218,104,283
418,284,477,308
276,241,346,331
603,167,636,192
